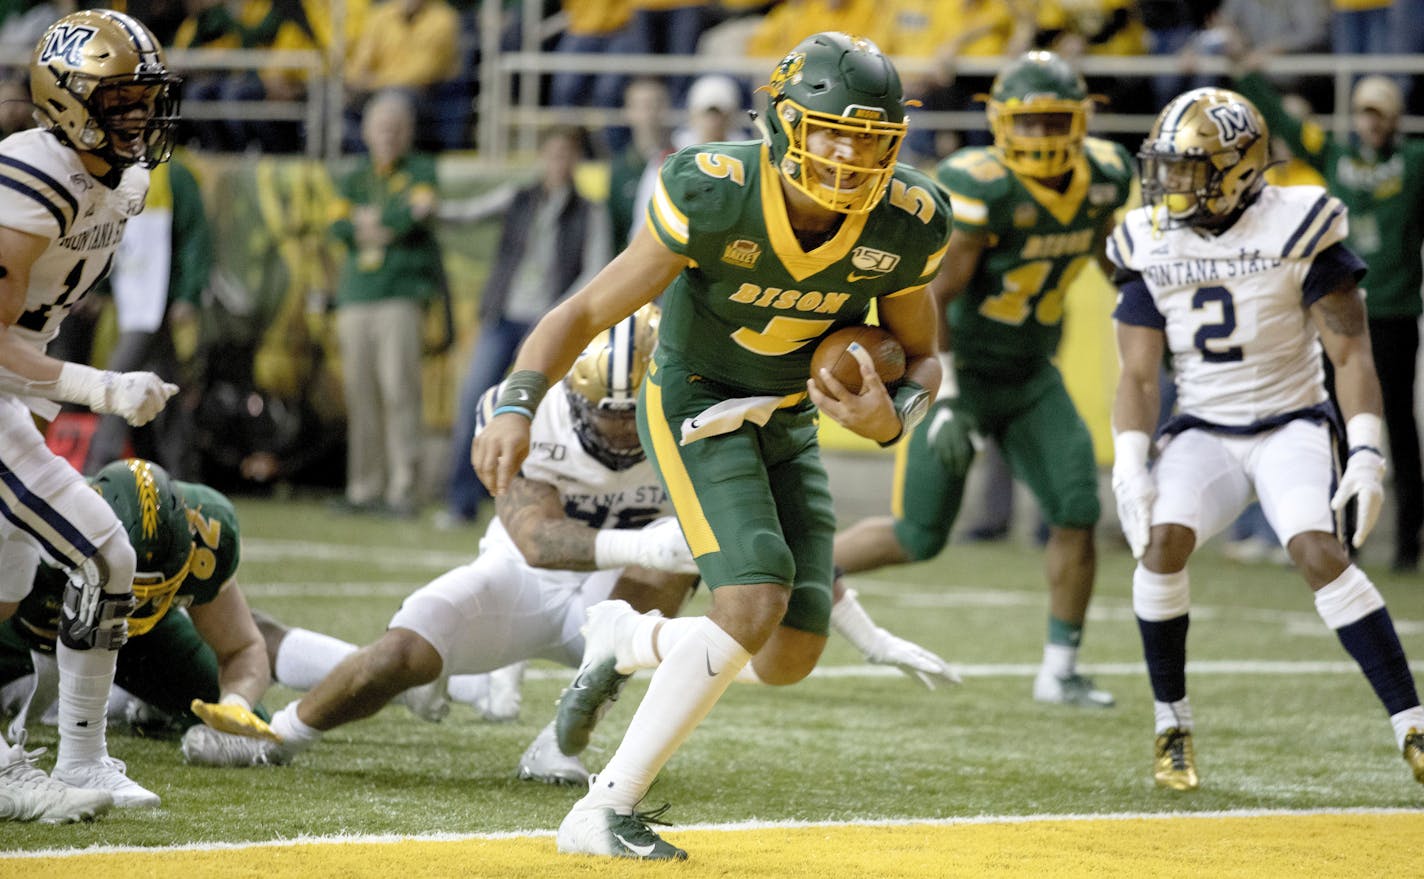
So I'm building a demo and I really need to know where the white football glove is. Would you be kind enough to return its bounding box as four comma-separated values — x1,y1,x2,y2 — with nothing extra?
832,588,961,690
1112,430,1156,560
1331,448,1386,549
57,363,178,427
594,516,699,574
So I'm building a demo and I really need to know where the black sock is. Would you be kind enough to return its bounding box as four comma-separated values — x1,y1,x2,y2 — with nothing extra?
1137,614,1190,703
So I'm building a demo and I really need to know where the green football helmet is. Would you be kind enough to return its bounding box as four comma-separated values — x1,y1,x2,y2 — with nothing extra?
763,31,908,214
91,458,193,636
984,51,1092,178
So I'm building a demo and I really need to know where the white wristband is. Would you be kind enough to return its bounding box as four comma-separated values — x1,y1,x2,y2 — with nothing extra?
1113,430,1151,474
593,528,641,570
220,692,252,711
55,362,110,409
936,351,957,397
1344,413,1383,454
829,587,883,653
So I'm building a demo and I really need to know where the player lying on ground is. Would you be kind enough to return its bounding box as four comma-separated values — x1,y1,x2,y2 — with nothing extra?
183,308,957,783
0,460,274,770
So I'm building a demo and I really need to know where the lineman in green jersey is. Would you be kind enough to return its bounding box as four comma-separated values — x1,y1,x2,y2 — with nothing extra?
1234,69,1424,573
0,459,275,746
471,32,950,860
834,51,1134,708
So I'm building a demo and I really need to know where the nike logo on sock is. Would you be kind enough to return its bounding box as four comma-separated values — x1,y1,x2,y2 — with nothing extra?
704,651,717,677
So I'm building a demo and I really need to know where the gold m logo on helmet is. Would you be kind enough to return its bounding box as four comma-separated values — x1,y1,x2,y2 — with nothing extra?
1206,104,1259,147
38,25,96,67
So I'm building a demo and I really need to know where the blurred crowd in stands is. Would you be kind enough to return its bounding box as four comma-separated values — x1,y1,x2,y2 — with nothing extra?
2,0,1420,562
0,1,1421,160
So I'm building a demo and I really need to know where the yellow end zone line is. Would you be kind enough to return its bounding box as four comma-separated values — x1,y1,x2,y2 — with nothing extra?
6,810,1423,878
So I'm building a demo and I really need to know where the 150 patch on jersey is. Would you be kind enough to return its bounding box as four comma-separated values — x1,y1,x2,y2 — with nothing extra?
849,246,900,277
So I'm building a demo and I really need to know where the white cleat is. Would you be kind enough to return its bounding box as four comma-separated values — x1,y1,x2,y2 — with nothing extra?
478,662,525,722
517,723,589,786
401,674,452,723
1033,670,1116,708
0,737,112,824
52,756,160,808
556,777,687,860
181,725,292,768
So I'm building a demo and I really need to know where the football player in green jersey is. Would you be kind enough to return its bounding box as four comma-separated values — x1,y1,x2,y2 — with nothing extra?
471,32,950,860
0,459,275,758
834,51,1135,709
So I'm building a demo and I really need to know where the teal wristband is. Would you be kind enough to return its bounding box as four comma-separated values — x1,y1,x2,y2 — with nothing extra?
492,405,534,419
494,370,550,414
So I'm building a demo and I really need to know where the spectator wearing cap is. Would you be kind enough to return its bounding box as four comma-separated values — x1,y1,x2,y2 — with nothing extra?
671,73,752,149
1236,68,1424,572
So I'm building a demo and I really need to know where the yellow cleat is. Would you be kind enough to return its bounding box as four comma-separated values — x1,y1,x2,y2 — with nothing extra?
1404,728,1424,784
190,699,282,743
1154,727,1199,791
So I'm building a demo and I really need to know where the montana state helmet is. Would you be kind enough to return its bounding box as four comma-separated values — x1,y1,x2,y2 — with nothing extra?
30,9,181,168
566,304,660,471
985,51,1092,178
763,32,908,214
1138,87,1270,229
91,458,193,636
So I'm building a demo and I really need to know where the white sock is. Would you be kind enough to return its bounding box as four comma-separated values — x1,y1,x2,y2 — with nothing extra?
54,643,117,768
588,617,750,810
274,628,358,690
1154,698,1193,735
268,701,322,753
618,614,695,671
1390,707,1424,749
446,673,488,706
1041,642,1077,679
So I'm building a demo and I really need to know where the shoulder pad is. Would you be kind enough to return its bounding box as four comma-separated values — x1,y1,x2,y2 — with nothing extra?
1083,137,1135,183
1275,186,1347,260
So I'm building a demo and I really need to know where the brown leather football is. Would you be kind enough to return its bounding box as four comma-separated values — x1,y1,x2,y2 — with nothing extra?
810,325,906,395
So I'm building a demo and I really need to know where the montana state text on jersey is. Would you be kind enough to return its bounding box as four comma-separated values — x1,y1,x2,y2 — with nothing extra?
1108,185,1357,427
645,141,951,395
937,136,1134,375
0,128,148,419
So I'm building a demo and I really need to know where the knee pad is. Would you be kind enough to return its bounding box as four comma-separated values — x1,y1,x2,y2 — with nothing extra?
893,517,951,562
59,552,135,651
1314,565,1384,629
1132,565,1190,621
927,401,977,480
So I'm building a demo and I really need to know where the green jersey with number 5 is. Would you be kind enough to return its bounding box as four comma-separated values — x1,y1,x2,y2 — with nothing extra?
646,140,951,396
936,137,1133,377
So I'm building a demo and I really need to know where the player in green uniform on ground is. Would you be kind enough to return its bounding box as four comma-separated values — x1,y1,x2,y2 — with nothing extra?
833,51,1135,708
469,32,951,860
0,459,274,747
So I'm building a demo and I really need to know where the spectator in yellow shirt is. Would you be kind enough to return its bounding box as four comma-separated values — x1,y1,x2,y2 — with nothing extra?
345,0,468,151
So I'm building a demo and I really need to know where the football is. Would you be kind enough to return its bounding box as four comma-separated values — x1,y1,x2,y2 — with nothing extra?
810,325,906,395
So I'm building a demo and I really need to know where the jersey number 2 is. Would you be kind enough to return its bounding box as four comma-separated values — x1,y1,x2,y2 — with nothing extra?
1191,286,1243,363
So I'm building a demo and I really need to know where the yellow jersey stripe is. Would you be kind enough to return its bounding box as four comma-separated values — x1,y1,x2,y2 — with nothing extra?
948,192,988,226
650,176,689,246
643,367,719,557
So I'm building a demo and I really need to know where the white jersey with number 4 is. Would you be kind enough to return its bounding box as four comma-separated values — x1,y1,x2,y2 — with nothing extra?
0,128,149,419
473,381,672,568
1107,185,1347,427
